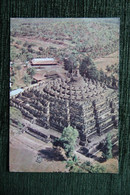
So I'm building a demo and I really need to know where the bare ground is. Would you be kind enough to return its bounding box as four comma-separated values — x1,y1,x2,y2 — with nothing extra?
93,51,119,73
10,128,118,173
9,132,68,172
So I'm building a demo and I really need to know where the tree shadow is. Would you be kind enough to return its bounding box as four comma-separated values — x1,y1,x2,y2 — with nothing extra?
92,155,106,163
92,145,119,163
38,147,65,161
112,145,119,158
77,147,107,163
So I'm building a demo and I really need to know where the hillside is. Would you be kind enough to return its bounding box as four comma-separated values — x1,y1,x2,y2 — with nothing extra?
11,18,119,61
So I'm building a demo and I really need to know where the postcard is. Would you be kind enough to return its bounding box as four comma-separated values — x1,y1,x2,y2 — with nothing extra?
10,18,119,172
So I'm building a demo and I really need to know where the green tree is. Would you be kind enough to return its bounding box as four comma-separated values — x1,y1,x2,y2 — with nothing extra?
80,161,106,173
66,160,75,168
59,126,79,158
21,48,26,54
63,55,76,73
89,164,106,173
103,133,113,160
36,51,42,56
11,76,15,84
15,65,21,71
23,73,32,86
10,48,17,61
16,41,22,45
26,53,33,61
63,50,80,73
10,37,14,43
39,47,43,51
23,41,29,47
79,56,99,80
106,76,111,86
111,75,117,88
28,48,34,53
99,69,106,82
106,65,111,72
27,67,36,78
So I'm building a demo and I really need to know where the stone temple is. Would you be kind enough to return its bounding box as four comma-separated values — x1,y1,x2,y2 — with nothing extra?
10,70,118,156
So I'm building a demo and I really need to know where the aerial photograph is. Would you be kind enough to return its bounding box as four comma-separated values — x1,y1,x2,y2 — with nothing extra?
10,18,119,173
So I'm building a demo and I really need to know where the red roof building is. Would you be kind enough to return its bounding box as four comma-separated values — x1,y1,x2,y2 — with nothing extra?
32,73,44,82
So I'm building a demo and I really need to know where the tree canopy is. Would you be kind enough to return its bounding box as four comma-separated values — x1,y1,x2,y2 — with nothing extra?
103,133,113,159
57,126,79,158
27,67,36,78
79,56,99,80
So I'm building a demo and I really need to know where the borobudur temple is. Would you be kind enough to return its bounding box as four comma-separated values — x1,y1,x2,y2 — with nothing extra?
10,71,118,155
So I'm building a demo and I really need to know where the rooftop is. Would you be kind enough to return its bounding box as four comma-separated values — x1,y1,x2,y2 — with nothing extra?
33,73,44,81
31,58,57,65
10,88,24,96
32,58,55,62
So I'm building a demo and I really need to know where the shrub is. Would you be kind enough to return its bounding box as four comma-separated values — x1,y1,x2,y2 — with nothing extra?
89,164,106,173
66,160,74,168
28,48,33,53
10,37,15,43
26,53,33,61
80,161,106,173
99,69,106,82
16,41,22,45
15,65,21,71
27,67,36,77
11,76,15,84
23,42,29,47
39,47,43,51
23,74,32,85
103,133,113,160
36,51,42,55
21,48,26,54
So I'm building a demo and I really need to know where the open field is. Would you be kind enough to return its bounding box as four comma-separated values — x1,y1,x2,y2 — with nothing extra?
94,51,119,78
10,133,67,172
94,51,119,71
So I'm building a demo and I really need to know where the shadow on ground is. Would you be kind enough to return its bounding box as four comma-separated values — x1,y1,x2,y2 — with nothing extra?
38,147,65,161
92,145,119,163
